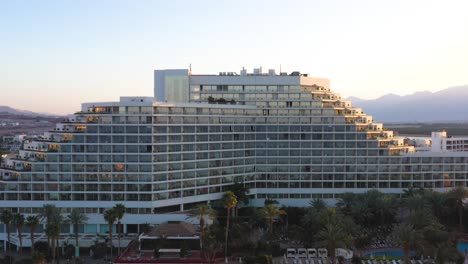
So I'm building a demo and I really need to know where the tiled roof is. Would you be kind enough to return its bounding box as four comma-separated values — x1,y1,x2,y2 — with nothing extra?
148,222,197,237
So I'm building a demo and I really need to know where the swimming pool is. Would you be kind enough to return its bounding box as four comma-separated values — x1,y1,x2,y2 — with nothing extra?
363,251,414,257
458,242,468,254
365,242,468,258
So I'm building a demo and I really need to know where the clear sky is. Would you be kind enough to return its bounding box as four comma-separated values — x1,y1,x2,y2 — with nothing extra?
1,0,468,114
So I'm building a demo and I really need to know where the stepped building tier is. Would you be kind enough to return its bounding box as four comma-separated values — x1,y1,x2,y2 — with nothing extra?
1,67,468,238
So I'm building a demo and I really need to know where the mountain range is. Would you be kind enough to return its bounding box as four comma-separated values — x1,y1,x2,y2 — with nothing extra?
347,85,468,123
2,86,467,122
0,106,58,117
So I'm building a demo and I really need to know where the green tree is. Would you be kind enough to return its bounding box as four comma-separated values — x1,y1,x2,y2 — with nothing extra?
309,199,326,212
259,204,286,239
0,210,13,258
201,227,222,263
188,203,216,250
66,209,88,257
392,223,423,264
336,193,356,216
316,223,352,264
222,191,237,263
13,213,25,254
41,204,63,262
45,223,60,263
226,182,249,216
427,191,449,224
31,251,46,264
103,208,117,259
113,203,126,255
448,186,468,232
41,204,59,225
25,215,40,254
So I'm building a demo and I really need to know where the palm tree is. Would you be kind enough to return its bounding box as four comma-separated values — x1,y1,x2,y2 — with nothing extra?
0,210,13,258
392,223,423,264
66,209,88,258
188,203,217,251
25,215,40,254
260,204,286,239
222,191,237,263
113,203,126,255
45,222,60,263
42,204,62,261
42,204,58,225
103,208,117,259
427,191,449,223
41,204,58,246
226,182,249,216
316,223,352,264
13,213,25,254
201,227,222,263
448,186,468,232
336,193,355,216
309,198,326,212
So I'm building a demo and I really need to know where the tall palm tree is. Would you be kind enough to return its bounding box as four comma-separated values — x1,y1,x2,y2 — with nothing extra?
113,203,126,255
309,198,326,212
316,223,351,264
188,203,217,251
392,223,423,264
222,191,237,263
45,222,60,263
25,215,40,254
0,210,13,258
42,204,58,225
336,193,355,216
428,191,449,223
448,186,468,232
66,209,88,258
42,204,62,260
13,213,25,254
260,204,286,238
42,204,58,246
103,208,117,259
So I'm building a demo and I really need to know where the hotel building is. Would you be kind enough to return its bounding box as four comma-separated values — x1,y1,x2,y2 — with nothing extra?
1,68,467,246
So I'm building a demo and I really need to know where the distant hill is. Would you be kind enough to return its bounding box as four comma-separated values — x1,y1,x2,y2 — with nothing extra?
0,106,57,117
347,86,468,123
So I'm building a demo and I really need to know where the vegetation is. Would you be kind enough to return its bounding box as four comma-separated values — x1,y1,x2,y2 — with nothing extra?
25,215,40,254
103,208,117,259
113,203,126,255
222,191,238,263
66,208,89,257
41,204,65,263
259,204,286,239
13,213,25,254
1,210,13,258
188,203,217,251
0,187,466,263
207,96,237,105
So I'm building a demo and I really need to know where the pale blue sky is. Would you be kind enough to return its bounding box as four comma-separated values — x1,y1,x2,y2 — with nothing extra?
1,0,468,114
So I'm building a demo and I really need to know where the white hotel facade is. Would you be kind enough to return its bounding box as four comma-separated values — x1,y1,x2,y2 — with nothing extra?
1,68,468,243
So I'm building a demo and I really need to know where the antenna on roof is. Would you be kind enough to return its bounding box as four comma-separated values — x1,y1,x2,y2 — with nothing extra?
189,63,192,75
